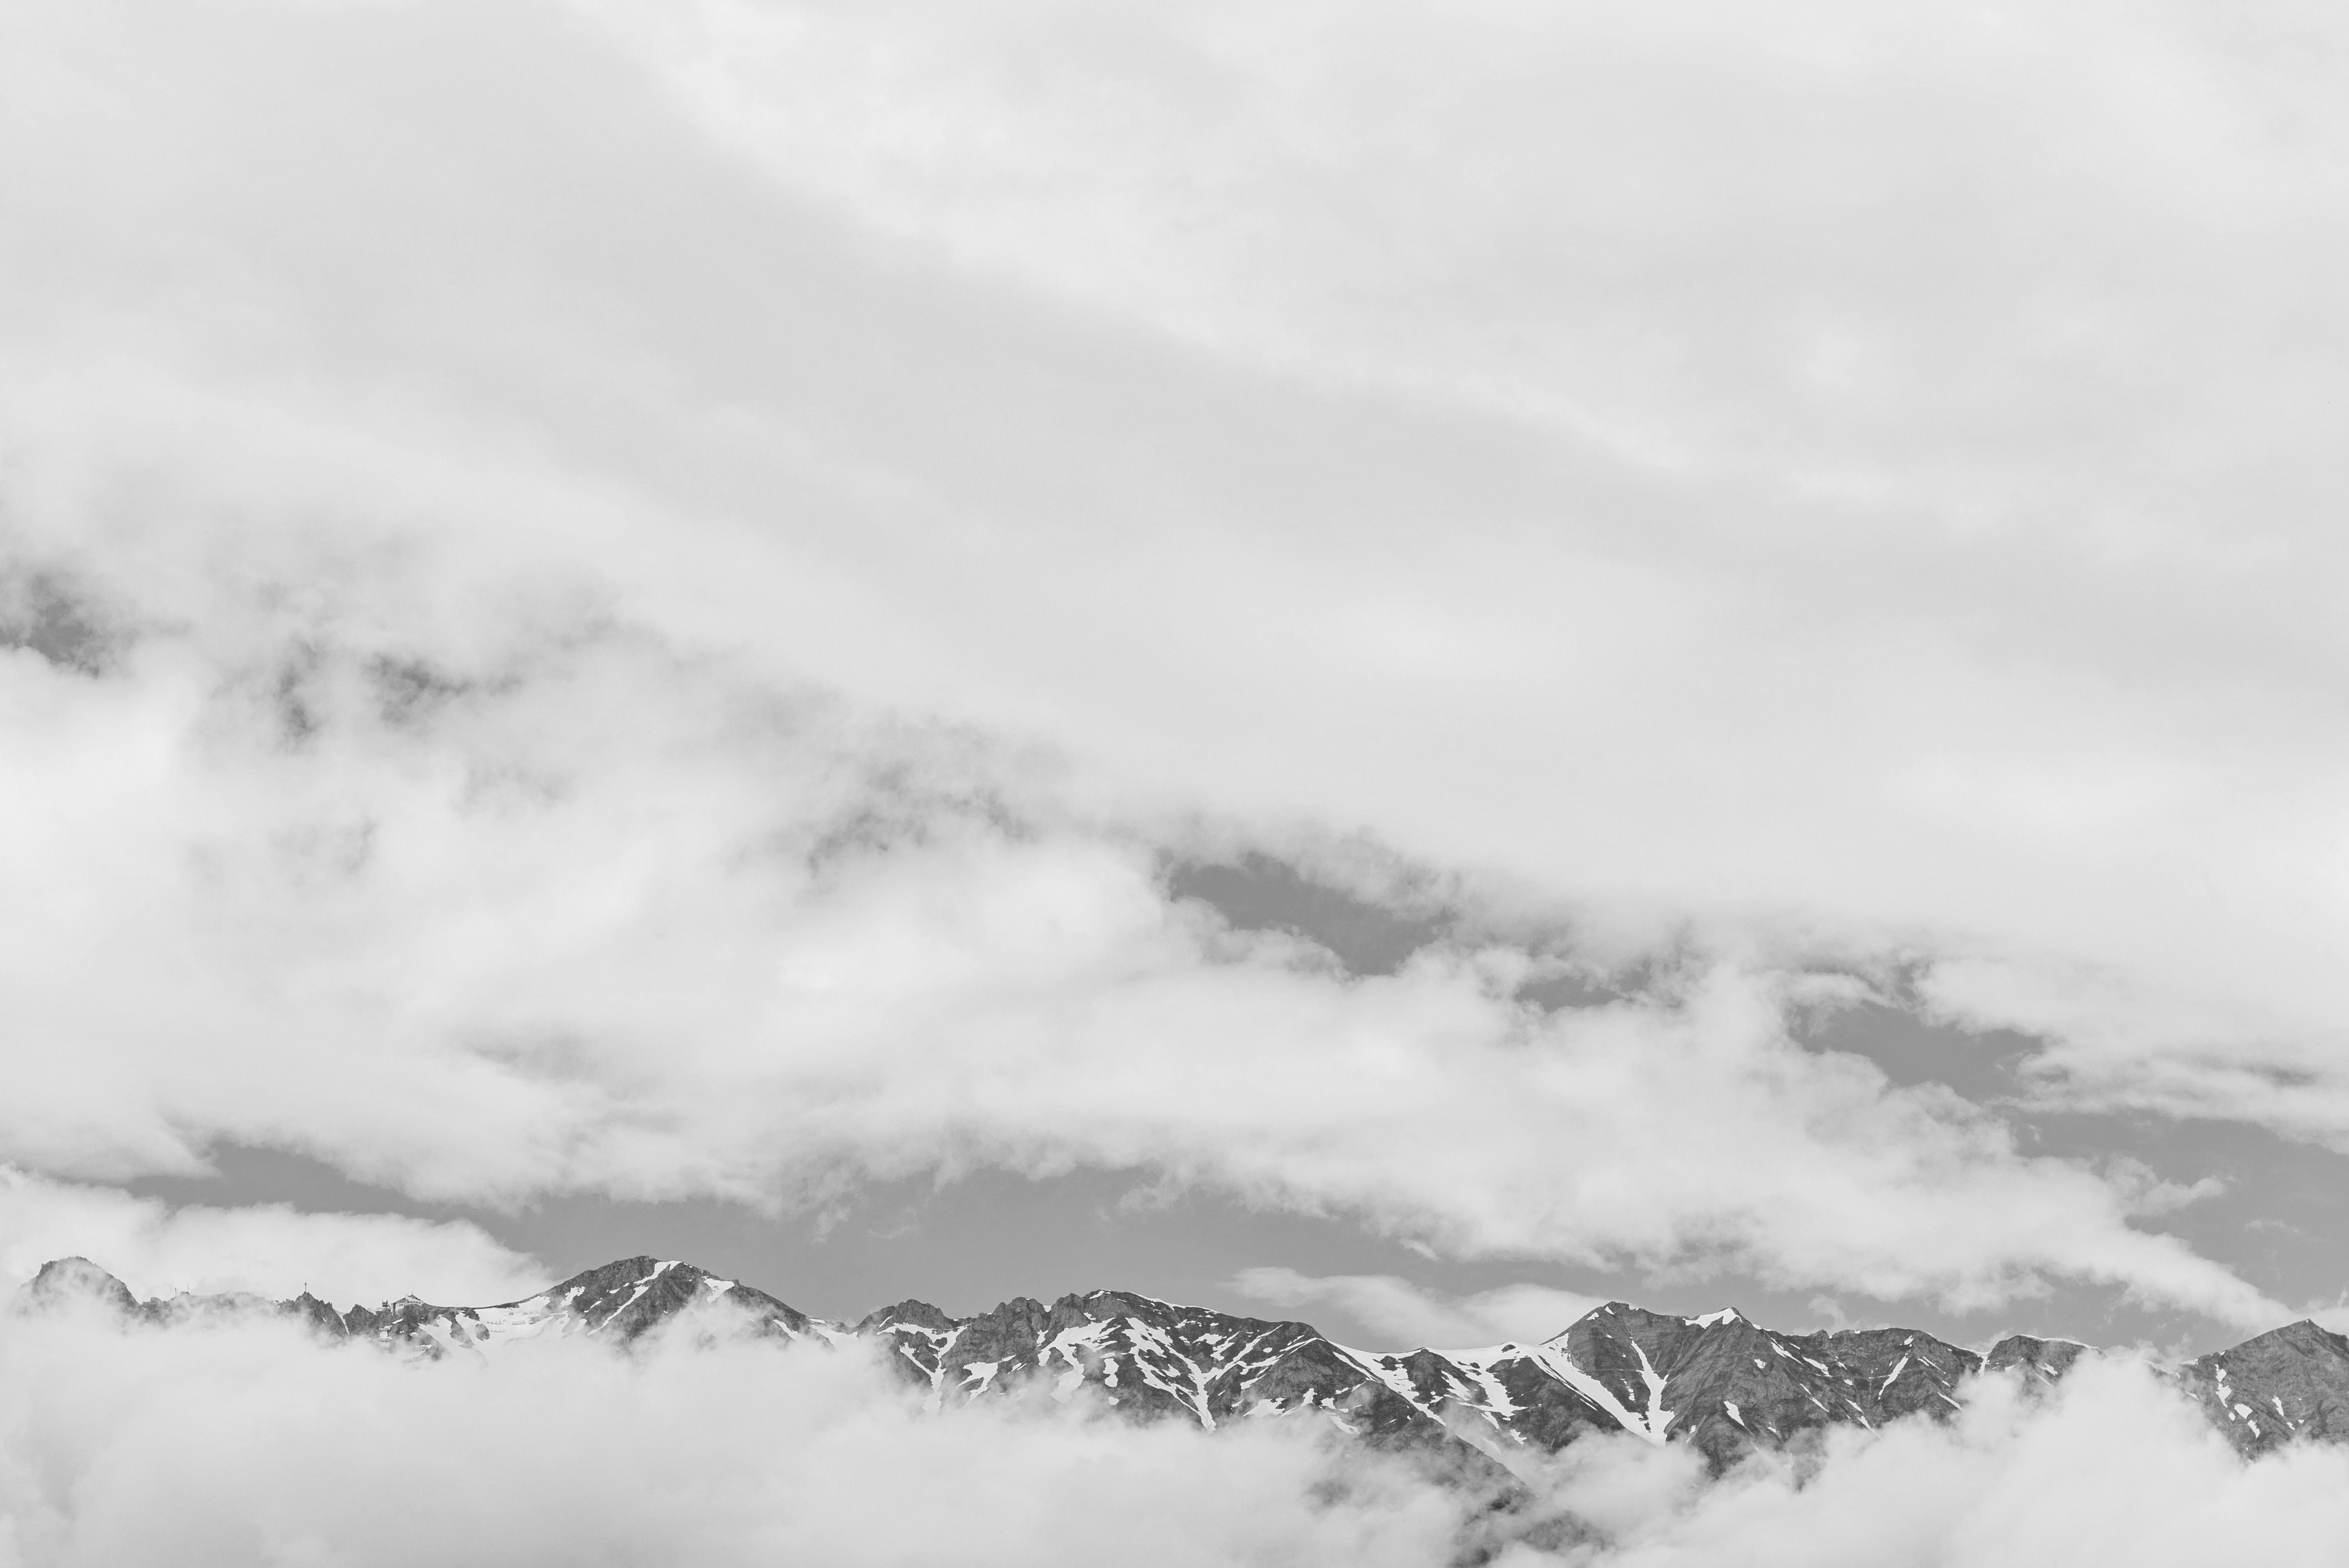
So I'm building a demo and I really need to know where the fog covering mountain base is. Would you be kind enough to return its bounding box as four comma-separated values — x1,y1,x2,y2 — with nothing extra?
25,1252,2349,1471
14,1253,2349,1568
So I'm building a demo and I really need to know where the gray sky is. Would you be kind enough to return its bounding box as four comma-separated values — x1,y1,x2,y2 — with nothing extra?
4,0,2349,1362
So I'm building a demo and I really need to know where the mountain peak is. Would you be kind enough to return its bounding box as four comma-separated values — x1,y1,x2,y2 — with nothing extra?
18,1256,139,1316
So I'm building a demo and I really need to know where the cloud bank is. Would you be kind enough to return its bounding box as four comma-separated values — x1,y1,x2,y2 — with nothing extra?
3,1298,2348,1567
0,1303,1467,1568
1508,1358,2349,1568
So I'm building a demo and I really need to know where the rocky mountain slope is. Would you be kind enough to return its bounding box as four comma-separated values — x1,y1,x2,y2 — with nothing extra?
2178,1320,2349,1454
19,1254,2349,1470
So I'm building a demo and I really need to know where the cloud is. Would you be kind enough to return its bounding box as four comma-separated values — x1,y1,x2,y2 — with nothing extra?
1230,1269,1608,1349
1920,955,2349,1152
595,0,2349,1063
0,440,2286,1328
5,0,2344,1076
0,0,2333,1336
2,1293,2348,1567
0,1305,1472,1568
1506,1357,2349,1568
0,1169,546,1306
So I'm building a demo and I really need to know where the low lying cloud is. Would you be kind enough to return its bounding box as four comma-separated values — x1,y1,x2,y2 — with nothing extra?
0,1169,545,1306
1511,1358,2349,1568
0,1304,1468,1568
4,1297,2347,1567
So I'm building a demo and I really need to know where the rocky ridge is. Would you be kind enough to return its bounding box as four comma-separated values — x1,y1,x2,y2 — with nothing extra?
18,1254,2348,1470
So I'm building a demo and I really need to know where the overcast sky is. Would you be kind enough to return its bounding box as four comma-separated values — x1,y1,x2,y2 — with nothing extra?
4,0,2348,1360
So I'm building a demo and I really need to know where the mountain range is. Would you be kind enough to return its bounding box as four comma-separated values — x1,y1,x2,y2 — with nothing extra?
20,1254,2349,1474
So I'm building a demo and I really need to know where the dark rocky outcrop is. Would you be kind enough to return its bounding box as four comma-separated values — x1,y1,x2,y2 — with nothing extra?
18,1257,142,1316
2180,1319,2349,1455
1985,1333,2090,1388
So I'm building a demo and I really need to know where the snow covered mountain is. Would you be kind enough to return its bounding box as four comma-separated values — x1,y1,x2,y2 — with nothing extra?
19,1254,2348,1469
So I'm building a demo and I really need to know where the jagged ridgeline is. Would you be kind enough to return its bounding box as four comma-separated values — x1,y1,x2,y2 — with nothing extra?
18,1255,2349,1469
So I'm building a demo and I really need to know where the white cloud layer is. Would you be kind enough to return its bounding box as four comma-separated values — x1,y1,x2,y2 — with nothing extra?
1508,1358,2349,1568
1,1299,2346,1567
0,1170,546,1306
0,1306,1471,1568
0,0,2342,1335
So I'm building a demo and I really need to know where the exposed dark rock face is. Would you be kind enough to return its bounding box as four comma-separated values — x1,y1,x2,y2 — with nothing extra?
16,1253,2349,1475
317,1256,819,1360
854,1286,1508,1480
20,1257,142,1316
2180,1320,2349,1454
1985,1333,2089,1388
12,1256,815,1360
1539,1305,1984,1468
286,1292,348,1337
22,1258,353,1336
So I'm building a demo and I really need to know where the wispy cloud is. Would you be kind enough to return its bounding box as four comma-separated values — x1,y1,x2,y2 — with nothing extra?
3,1297,2348,1566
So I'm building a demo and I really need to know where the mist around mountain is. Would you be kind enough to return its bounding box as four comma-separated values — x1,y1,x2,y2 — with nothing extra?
24,1251,2349,1477
11,1251,2349,1566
